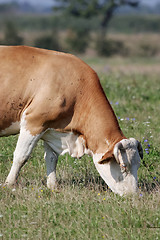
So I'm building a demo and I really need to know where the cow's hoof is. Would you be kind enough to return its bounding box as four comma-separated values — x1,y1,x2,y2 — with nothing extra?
47,181,58,191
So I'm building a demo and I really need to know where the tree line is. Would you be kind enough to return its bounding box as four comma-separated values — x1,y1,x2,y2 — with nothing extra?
0,0,160,56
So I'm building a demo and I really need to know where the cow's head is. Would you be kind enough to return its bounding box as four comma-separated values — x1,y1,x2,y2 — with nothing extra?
93,138,143,196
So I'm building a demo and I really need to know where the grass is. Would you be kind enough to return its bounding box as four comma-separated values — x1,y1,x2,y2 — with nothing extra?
0,56,160,239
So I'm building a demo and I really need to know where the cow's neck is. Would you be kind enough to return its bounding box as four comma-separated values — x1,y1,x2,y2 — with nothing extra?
72,90,125,154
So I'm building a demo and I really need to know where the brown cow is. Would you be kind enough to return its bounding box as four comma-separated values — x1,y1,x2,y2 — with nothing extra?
0,46,143,195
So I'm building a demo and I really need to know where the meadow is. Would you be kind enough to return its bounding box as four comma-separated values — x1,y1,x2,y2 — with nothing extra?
0,55,160,239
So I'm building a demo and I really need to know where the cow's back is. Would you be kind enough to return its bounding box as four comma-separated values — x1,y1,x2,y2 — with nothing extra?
0,46,96,134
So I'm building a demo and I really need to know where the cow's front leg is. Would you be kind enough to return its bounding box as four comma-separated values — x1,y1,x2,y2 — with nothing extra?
5,128,41,186
44,142,58,190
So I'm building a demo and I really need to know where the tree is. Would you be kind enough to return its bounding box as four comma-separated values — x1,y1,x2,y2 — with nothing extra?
54,0,139,54
54,0,139,37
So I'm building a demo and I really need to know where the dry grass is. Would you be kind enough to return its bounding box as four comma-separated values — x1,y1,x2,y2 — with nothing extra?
84,54,160,76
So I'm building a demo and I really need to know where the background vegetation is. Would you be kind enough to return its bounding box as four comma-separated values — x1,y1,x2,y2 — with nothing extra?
0,5,160,55
0,0,160,239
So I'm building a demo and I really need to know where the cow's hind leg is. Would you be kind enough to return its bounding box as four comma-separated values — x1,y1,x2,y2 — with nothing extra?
44,142,58,190
5,127,41,186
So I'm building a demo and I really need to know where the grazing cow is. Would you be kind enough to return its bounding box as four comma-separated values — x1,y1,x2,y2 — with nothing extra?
0,46,143,196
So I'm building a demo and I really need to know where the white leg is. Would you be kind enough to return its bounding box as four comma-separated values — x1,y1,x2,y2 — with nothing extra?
5,128,41,186
44,142,58,190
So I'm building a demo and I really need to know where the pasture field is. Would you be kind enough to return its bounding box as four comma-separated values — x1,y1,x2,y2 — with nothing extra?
0,56,160,239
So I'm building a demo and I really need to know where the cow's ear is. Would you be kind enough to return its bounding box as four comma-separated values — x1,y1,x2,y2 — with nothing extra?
98,150,114,164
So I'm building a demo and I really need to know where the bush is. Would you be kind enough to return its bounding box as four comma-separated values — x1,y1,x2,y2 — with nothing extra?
139,42,158,57
96,37,128,56
1,21,23,45
65,30,89,53
65,20,90,54
34,34,61,51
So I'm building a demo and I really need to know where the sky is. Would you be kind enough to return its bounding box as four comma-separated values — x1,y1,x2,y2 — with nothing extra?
0,0,159,7
141,0,160,6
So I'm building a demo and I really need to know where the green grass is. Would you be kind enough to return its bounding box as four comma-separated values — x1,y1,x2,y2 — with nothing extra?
0,57,160,239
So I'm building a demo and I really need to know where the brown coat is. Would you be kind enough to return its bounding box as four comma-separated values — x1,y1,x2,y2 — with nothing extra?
0,45,125,154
